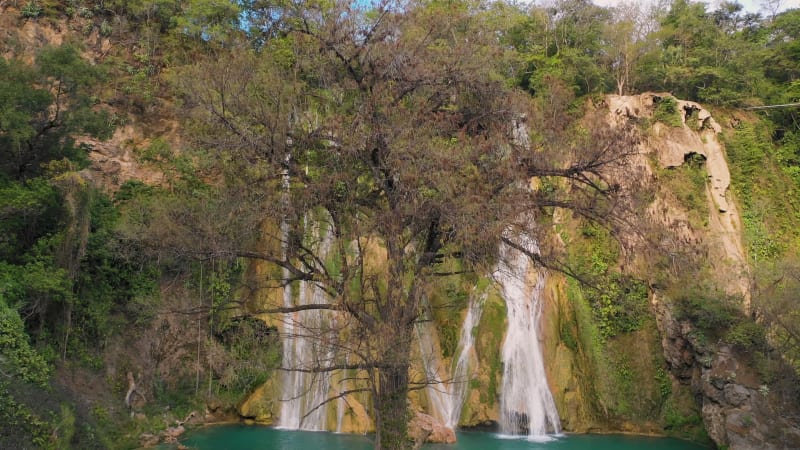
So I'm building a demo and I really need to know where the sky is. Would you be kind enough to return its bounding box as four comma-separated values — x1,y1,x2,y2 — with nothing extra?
592,0,800,13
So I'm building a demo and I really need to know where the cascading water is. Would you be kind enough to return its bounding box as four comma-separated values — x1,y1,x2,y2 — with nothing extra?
335,354,350,433
445,294,485,428
335,388,346,433
417,293,485,430
495,235,561,437
278,220,336,431
416,321,449,423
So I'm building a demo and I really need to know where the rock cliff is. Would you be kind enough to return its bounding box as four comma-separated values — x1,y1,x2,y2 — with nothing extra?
605,93,800,449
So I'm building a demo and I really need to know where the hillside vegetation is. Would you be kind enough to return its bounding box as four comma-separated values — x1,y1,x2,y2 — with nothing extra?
1,1,799,449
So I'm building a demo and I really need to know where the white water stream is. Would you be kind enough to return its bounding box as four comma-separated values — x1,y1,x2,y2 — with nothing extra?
495,236,561,437
278,220,336,430
276,217,560,436
417,293,485,430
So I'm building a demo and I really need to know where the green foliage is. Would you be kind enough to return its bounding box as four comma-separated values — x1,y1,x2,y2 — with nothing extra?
726,322,767,352
655,366,672,400
724,121,800,263
1,46,114,181
72,191,161,340
566,277,605,363
0,177,62,261
724,123,770,197
54,404,77,448
113,180,155,203
673,287,739,333
722,113,800,378
432,282,470,360
0,383,52,448
637,0,769,105
590,274,649,338
0,294,52,386
173,0,242,42
1,43,158,372
99,20,113,37
567,223,650,338
5,0,800,445
559,317,578,352
21,1,43,18
565,275,673,423
502,0,613,97
473,288,506,405
664,400,703,430
0,58,52,167
658,152,710,228
136,139,206,191
609,353,635,415
216,317,280,396
652,96,683,128
671,281,774,362
742,210,783,261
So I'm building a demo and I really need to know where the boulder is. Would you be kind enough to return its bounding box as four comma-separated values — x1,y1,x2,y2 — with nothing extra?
139,433,160,448
162,425,185,443
408,412,456,445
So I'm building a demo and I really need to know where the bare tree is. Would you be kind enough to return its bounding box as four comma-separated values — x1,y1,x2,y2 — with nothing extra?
604,1,650,95
760,0,783,21
128,1,640,448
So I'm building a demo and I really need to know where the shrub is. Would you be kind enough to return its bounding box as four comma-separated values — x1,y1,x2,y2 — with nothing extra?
673,289,740,333
21,1,42,19
99,20,113,37
653,96,683,127
726,321,767,352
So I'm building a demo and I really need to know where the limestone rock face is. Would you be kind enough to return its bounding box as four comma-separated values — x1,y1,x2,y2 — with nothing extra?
238,379,276,424
80,122,171,192
334,394,373,434
607,93,730,213
408,411,456,444
604,93,800,449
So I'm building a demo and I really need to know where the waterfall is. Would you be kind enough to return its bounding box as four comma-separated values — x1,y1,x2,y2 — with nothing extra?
417,292,485,430
278,219,336,431
335,390,346,433
445,294,485,428
335,354,349,433
416,320,449,425
495,236,561,437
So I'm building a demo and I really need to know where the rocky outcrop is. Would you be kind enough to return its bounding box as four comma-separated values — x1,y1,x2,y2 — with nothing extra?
79,121,175,192
654,295,800,449
162,424,186,444
332,393,373,434
238,379,276,424
609,93,800,450
608,94,748,299
408,411,456,445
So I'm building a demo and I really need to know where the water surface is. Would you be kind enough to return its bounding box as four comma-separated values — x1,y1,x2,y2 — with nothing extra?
181,425,710,450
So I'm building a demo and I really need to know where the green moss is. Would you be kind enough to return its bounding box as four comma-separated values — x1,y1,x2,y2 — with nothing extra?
560,317,578,352
564,223,650,339
473,285,506,407
428,263,471,360
664,401,702,429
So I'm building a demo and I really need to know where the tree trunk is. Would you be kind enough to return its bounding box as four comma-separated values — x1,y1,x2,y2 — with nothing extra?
375,362,411,450
373,325,413,450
